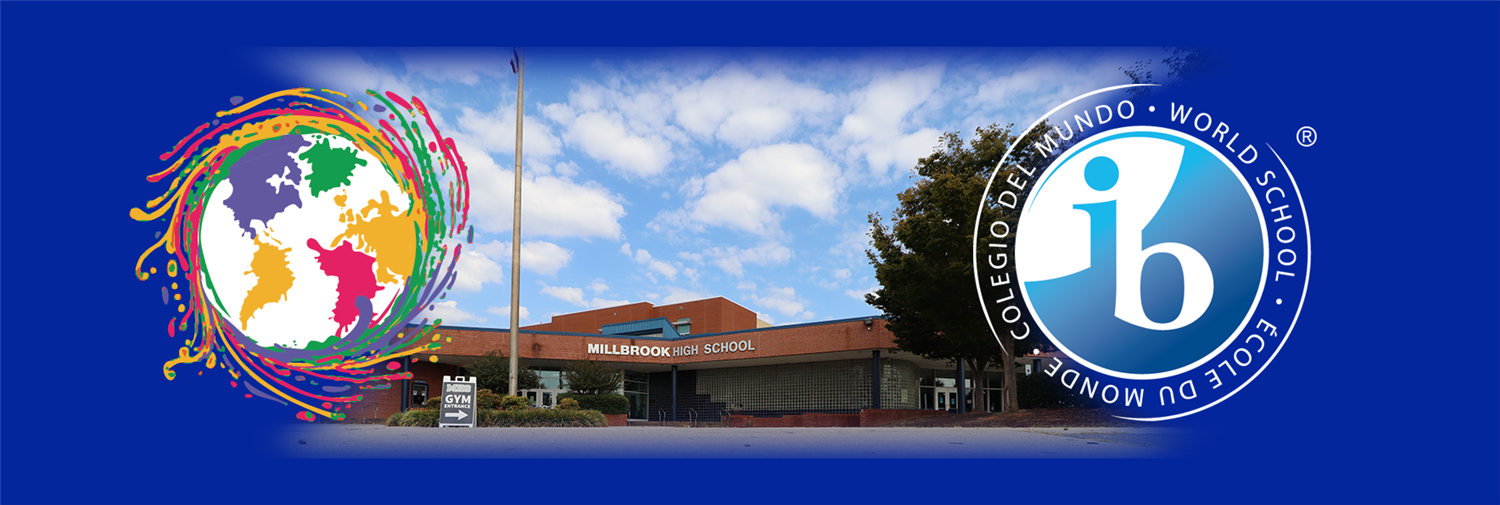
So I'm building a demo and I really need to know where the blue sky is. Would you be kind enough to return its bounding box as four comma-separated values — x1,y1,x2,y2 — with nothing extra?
264,47,1168,329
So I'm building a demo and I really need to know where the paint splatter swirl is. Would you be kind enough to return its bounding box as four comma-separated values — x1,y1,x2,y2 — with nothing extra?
132,88,471,420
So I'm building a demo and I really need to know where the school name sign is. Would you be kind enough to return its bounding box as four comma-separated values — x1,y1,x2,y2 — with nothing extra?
586,340,757,358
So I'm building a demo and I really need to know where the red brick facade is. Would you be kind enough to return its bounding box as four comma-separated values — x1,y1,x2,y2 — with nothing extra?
520,297,759,335
413,317,893,366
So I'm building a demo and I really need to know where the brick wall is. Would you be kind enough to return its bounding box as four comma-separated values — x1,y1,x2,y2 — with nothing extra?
858,409,949,427
725,413,860,427
417,318,896,366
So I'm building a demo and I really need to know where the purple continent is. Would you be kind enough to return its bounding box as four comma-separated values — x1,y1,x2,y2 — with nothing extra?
222,135,312,239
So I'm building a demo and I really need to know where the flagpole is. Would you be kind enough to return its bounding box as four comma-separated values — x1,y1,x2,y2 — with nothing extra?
508,48,524,397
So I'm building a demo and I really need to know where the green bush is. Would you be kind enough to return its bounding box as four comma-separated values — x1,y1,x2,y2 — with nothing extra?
556,398,580,410
1016,372,1105,409
478,408,606,427
398,408,440,427
477,389,502,410
424,398,441,410
559,393,628,415
499,395,531,411
385,412,406,426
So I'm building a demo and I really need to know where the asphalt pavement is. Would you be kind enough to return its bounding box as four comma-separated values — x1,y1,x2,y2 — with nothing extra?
279,424,1184,458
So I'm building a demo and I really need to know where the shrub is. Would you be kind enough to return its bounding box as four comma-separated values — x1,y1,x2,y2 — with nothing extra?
1016,372,1105,409
398,408,440,427
559,393,629,415
477,389,502,410
478,408,606,427
556,398,580,410
385,412,406,426
562,360,623,395
424,398,442,410
499,395,531,411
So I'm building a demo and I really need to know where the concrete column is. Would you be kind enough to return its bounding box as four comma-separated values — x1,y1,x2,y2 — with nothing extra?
871,350,882,410
957,360,967,414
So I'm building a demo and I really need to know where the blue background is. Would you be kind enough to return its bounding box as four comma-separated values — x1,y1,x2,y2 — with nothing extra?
2,2,1496,504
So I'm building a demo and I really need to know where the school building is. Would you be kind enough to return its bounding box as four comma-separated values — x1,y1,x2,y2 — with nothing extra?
352,297,1011,423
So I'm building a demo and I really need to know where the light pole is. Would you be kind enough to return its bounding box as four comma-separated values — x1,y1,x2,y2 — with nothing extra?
508,48,524,397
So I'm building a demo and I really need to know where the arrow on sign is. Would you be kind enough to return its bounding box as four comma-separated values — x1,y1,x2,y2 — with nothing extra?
444,411,469,421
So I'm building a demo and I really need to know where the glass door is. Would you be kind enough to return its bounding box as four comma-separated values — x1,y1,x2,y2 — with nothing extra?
935,387,957,411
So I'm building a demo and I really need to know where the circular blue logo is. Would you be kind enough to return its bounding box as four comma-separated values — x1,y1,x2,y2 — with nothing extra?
1017,127,1266,379
974,89,1311,420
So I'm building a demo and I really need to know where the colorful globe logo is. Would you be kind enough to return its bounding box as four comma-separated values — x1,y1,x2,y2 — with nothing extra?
199,133,416,350
132,89,471,420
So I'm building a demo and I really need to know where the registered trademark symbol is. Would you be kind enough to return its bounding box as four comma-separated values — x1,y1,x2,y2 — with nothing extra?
1296,126,1317,147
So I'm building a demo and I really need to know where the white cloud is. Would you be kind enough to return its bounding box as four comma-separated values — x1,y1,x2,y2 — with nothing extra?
660,287,710,305
588,298,632,309
461,140,626,240
457,106,563,160
846,279,880,302
746,285,812,320
630,248,679,281
667,143,841,236
426,300,486,325
540,282,632,309
478,240,573,277
453,246,505,292
539,283,587,307
541,94,676,179
588,279,610,294
397,49,512,86
838,65,946,178
486,305,531,324
703,243,793,277
672,63,834,148
834,268,852,280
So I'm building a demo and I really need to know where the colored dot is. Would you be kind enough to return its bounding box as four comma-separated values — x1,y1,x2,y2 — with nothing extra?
428,356,439,362
150,267,158,274
1084,156,1119,191
178,304,186,313
446,337,452,343
174,293,181,301
1276,298,1283,305
1149,106,1156,112
245,394,252,398
172,283,178,289
167,260,179,277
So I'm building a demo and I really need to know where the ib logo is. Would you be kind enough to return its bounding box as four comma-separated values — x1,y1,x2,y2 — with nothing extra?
977,86,1310,420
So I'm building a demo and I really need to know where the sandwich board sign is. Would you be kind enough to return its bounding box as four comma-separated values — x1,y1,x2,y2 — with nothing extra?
439,376,478,428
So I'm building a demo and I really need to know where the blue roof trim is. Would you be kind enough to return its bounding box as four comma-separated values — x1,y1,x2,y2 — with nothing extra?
601,317,681,338
407,315,885,342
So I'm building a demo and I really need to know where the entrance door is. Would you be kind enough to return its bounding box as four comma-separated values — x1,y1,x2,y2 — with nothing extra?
520,389,569,408
935,387,957,412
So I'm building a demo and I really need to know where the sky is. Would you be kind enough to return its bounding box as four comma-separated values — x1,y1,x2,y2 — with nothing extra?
264,47,1169,329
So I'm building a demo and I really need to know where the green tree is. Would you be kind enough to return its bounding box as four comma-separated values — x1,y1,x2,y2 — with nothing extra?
463,349,540,393
562,359,623,395
866,123,1050,414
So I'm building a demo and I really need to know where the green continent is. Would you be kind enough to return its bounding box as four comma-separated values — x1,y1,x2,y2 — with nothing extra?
300,136,367,197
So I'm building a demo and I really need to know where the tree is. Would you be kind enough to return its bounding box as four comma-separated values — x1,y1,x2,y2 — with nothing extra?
562,359,623,395
463,349,540,393
866,123,1051,414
